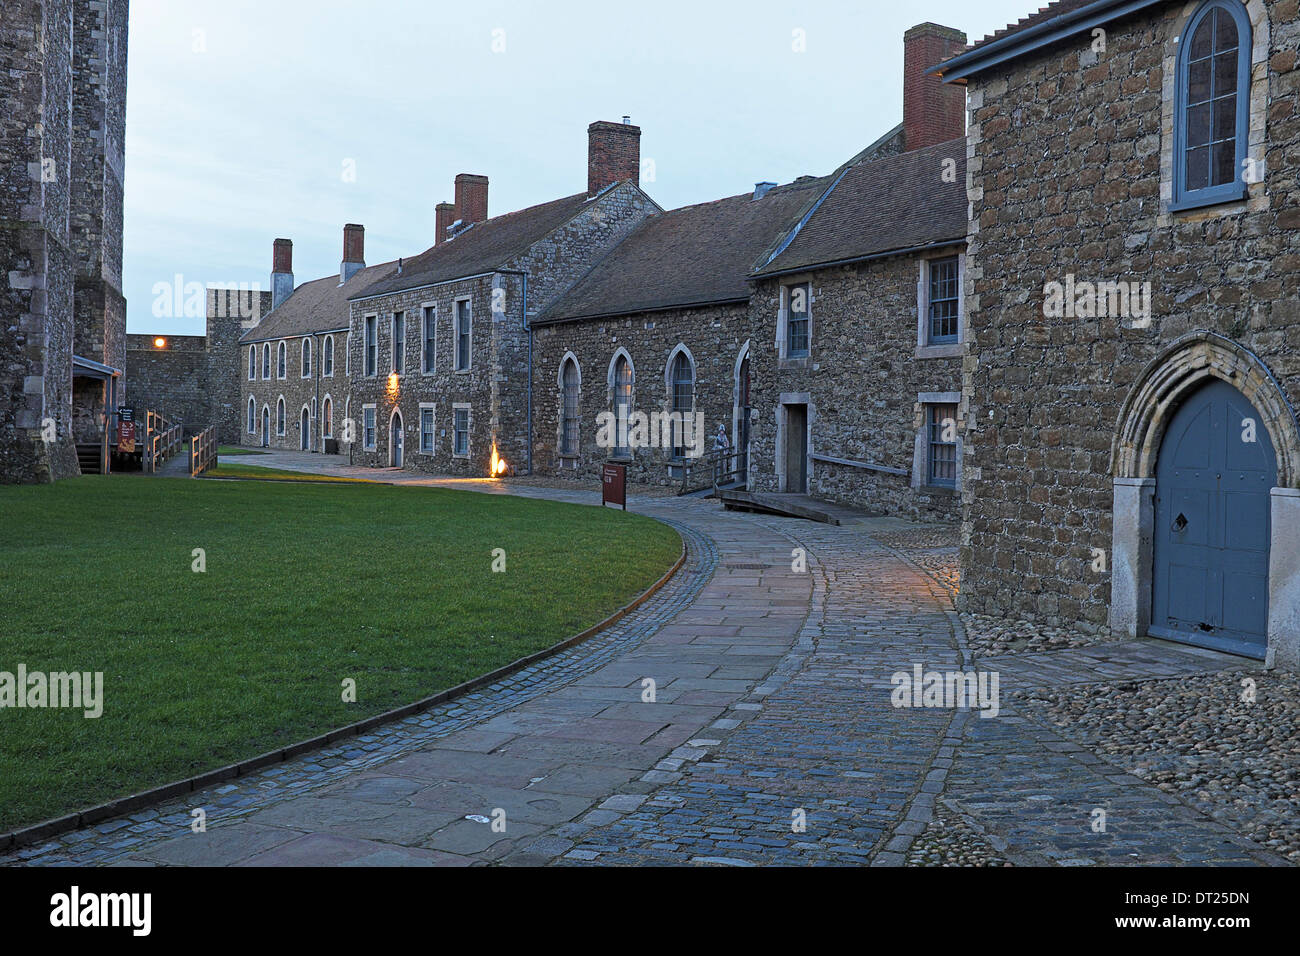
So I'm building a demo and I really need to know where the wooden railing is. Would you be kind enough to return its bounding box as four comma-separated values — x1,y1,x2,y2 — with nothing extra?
190,426,218,477
145,412,183,474
678,448,748,496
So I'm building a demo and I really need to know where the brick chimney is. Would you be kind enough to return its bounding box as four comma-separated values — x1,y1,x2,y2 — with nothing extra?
454,174,489,227
903,23,968,151
588,119,640,197
341,224,365,283
271,238,293,309
435,202,457,245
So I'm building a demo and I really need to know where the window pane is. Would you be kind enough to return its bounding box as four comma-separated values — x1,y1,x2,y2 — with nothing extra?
1211,140,1237,187
1188,58,1212,104
1186,145,1211,190
1189,18,1213,61
1212,94,1237,142
1214,7,1238,51
1187,102,1212,146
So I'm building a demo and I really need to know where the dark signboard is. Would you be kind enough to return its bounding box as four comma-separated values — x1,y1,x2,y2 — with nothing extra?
117,420,136,454
602,462,627,511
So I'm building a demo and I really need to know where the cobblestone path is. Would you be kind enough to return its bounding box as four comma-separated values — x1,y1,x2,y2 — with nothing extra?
4,466,1290,866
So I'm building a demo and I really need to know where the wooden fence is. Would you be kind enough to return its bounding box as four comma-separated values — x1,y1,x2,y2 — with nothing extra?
190,426,218,477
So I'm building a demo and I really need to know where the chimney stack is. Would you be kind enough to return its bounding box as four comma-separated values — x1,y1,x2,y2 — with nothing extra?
903,23,968,151
454,174,489,227
435,201,457,245
588,119,641,197
341,224,365,283
271,238,294,309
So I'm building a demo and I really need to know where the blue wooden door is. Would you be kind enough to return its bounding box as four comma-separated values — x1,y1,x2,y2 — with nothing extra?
1151,380,1274,656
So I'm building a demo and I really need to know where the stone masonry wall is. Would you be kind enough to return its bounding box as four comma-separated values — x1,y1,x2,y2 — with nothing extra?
959,0,1300,630
748,256,965,521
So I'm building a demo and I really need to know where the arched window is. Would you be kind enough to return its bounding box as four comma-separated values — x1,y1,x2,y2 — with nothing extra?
276,397,286,436
277,341,287,378
669,350,695,461
262,343,270,379
322,396,333,438
248,346,256,380
613,353,634,459
1174,1,1252,210
301,339,311,378
561,358,581,456
323,335,334,376
248,396,256,433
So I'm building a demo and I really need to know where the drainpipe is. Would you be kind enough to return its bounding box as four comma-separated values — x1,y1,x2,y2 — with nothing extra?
315,332,321,453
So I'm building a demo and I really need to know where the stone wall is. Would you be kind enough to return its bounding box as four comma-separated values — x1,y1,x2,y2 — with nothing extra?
747,255,965,521
125,334,209,434
959,0,1300,631
531,302,752,485
239,331,341,452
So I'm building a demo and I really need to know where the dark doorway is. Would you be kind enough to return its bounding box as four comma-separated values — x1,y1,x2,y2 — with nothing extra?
784,403,808,494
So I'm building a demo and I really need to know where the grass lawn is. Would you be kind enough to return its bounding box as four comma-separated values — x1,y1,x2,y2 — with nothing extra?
215,446,267,456
205,462,375,483
0,476,680,832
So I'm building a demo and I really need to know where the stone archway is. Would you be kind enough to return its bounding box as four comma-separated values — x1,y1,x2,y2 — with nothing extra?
1109,332,1300,669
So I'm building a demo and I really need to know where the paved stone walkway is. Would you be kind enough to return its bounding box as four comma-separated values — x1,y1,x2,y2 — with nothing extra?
4,457,1289,866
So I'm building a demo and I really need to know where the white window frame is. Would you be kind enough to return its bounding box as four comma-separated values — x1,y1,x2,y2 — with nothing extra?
247,396,256,433
276,396,286,436
391,311,406,375
364,315,378,378
453,297,473,373
248,346,256,381
421,304,437,375
452,403,471,458
277,341,287,379
776,279,813,363
323,335,334,377
916,252,966,359
262,343,271,380
301,338,312,378
362,404,377,451
419,402,436,455
322,394,334,439
912,392,963,492
345,331,351,376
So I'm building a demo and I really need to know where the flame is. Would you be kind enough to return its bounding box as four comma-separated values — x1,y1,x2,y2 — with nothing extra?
489,443,508,478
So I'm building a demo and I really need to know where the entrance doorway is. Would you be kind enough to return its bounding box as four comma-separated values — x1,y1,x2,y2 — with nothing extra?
736,355,751,485
390,411,404,468
783,403,808,494
1151,379,1275,656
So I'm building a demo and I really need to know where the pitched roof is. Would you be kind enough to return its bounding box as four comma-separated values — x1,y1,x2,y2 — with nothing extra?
751,139,967,278
965,0,1096,55
537,177,832,324
351,191,596,301
238,261,394,344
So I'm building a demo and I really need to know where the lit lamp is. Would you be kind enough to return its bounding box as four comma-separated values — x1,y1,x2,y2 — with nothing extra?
153,337,167,349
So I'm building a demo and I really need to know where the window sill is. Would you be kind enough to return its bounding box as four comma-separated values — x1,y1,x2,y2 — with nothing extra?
779,357,812,371
916,343,962,360
1169,184,1249,214
919,484,958,497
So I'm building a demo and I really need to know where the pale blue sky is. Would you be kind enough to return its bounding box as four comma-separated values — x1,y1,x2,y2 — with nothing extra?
125,0,1037,334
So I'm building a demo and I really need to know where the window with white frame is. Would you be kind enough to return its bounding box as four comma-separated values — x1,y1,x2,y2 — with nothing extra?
454,299,472,371
453,406,470,457
301,338,312,378
364,316,377,377
262,343,271,379
345,332,351,376
927,404,958,488
277,341,287,378
785,282,811,358
419,405,435,454
392,312,405,375
276,397,286,435
927,257,960,345
670,351,694,461
323,335,333,376
322,396,333,438
422,306,436,374
248,397,256,433
613,354,634,458
363,405,377,450
248,346,256,380
561,359,580,456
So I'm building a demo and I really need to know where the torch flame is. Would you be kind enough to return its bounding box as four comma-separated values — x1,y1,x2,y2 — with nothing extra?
489,443,508,477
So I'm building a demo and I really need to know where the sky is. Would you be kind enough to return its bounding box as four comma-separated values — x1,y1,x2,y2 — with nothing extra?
124,0,1038,335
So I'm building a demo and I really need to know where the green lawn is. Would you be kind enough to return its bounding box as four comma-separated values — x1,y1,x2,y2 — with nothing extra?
0,477,680,832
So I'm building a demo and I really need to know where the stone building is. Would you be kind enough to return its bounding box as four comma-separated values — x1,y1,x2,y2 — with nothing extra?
342,123,660,477
0,0,129,482
935,0,1300,667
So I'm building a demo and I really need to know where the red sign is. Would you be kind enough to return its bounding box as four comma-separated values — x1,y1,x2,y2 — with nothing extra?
117,420,136,454
602,462,627,511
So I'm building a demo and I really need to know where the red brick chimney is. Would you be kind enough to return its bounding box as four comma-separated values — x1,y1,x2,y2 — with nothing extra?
454,174,489,226
271,238,293,309
588,119,640,197
435,202,456,245
341,224,365,283
903,23,968,151
272,238,293,275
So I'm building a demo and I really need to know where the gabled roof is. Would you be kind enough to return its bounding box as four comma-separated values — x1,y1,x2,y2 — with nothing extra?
536,177,831,324
238,261,394,344
351,191,600,301
751,138,967,279
932,0,1165,82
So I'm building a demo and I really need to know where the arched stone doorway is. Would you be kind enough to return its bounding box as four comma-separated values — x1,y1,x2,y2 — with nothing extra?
390,410,404,468
1110,332,1300,667
300,407,310,452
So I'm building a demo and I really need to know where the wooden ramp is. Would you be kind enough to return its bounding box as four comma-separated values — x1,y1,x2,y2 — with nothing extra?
715,490,873,525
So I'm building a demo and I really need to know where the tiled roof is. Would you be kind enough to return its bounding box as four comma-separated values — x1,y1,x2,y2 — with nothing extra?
752,138,967,278
537,177,832,324
238,261,396,344
948,0,1099,61
351,192,595,301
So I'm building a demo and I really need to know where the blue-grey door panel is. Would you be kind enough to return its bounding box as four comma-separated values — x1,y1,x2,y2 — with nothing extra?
1151,380,1274,655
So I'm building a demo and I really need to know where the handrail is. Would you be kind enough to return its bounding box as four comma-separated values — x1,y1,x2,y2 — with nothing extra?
190,426,217,477
678,447,747,496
